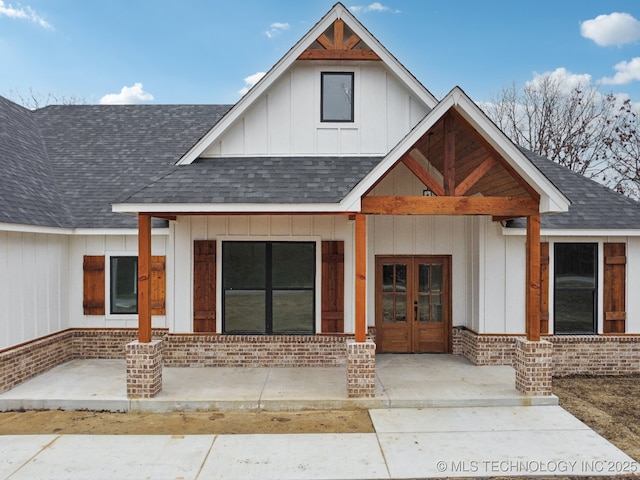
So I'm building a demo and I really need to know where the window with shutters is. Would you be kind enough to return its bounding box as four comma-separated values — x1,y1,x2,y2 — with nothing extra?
84,254,165,317
222,241,316,334
554,243,597,334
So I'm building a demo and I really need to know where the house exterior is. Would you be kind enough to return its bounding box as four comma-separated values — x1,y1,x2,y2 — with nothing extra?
2,3,640,399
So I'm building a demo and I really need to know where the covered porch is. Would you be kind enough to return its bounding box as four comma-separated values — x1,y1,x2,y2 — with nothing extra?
0,354,557,413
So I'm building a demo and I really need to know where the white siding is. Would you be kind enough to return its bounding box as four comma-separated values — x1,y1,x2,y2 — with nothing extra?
202,63,429,157
0,231,70,349
627,237,640,333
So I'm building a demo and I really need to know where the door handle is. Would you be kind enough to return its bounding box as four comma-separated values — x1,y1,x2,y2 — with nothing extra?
414,301,418,322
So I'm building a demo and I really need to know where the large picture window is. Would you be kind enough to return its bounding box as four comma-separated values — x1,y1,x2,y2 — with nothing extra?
110,256,138,314
321,72,354,122
554,243,597,334
222,241,316,334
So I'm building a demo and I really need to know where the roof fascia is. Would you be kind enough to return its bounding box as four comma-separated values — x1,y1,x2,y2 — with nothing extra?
342,87,570,214
0,222,73,235
112,202,356,214
0,223,169,236
176,3,437,166
502,227,640,237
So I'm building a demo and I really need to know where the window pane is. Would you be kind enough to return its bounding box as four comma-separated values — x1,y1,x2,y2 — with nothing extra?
223,243,265,288
395,264,407,292
554,243,597,334
555,289,595,333
224,290,266,333
382,265,394,292
110,257,137,314
272,290,314,333
418,264,430,292
272,243,315,288
321,72,353,122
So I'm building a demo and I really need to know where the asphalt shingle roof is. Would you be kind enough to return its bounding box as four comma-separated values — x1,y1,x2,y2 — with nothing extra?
0,96,72,227
1,95,639,231
120,157,384,205
507,149,640,230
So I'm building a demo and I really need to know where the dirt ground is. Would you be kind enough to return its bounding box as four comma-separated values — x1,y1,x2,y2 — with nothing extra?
0,375,639,466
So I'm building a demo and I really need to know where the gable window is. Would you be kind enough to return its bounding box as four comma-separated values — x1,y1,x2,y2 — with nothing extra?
222,241,315,334
554,243,597,334
110,256,138,314
321,72,354,122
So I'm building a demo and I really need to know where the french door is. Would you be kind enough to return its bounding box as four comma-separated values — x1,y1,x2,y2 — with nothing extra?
375,256,451,353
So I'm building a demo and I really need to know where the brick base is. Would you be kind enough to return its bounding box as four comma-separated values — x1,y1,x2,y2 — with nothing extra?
346,340,376,398
126,340,163,398
514,338,553,396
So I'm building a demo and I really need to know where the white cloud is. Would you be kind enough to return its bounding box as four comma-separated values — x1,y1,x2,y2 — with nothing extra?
0,0,52,29
99,83,154,105
601,57,640,85
238,71,266,96
580,12,640,46
349,2,400,14
265,22,289,38
527,67,592,93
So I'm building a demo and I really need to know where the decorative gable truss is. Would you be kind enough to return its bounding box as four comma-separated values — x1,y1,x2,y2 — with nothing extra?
297,19,381,61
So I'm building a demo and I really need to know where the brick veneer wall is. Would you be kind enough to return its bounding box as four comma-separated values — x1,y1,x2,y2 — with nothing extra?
514,338,553,396
162,334,349,367
454,328,640,377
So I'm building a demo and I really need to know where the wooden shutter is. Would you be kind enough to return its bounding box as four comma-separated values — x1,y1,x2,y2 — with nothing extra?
193,240,216,332
83,255,105,315
540,242,549,334
603,243,626,333
321,240,344,333
151,256,166,315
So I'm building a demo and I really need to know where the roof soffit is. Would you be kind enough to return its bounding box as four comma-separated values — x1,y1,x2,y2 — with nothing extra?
176,2,438,165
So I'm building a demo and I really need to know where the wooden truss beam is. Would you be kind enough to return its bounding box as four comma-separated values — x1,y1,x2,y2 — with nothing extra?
454,156,497,196
361,196,539,217
401,154,445,196
298,18,381,61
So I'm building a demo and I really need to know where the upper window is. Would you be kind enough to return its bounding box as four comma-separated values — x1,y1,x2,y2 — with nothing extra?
554,243,597,334
222,241,316,334
321,72,354,122
110,256,138,314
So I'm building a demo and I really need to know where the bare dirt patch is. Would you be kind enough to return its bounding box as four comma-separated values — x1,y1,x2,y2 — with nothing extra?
0,409,373,435
553,375,640,462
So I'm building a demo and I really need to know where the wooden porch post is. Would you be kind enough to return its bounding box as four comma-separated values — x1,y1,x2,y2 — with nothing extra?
355,214,367,342
526,213,541,341
138,213,152,343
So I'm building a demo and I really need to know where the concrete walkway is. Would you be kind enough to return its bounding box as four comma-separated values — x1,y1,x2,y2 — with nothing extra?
0,355,637,478
1,407,637,479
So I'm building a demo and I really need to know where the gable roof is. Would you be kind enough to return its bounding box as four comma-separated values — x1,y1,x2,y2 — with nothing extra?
507,149,640,231
176,2,438,165
340,87,571,214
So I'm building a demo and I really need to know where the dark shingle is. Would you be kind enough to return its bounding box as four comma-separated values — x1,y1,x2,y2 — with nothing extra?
119,157,384,204
507,149,640,230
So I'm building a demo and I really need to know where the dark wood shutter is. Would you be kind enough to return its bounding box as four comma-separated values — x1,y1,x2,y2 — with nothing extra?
540,242,549,334
603,243,626,333
151,256,166,315
321,240,344,333
193,240,216,332
83,255,105,315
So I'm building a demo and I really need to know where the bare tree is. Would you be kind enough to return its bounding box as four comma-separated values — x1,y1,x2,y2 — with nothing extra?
482,75,639,199
7,87,88,109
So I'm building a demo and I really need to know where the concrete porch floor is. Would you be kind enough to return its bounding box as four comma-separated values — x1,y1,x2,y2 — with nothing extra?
0,354,557,412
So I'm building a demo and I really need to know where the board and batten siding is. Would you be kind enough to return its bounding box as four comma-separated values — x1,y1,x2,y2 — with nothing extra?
0,231,70,349
202,63,429,157
169,215,355,334
68,233,168,329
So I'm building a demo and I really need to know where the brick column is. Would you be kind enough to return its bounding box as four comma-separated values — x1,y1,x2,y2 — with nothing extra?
346,340,376,398
514,337,553,396
126,340,163,398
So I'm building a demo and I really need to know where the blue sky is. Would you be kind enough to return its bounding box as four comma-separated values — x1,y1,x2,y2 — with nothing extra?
1,1,640,106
